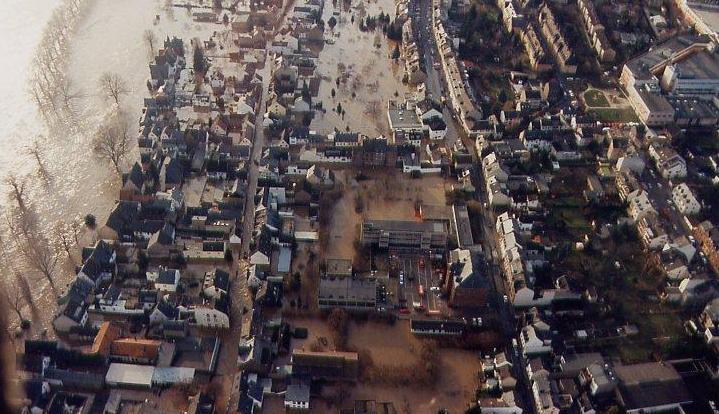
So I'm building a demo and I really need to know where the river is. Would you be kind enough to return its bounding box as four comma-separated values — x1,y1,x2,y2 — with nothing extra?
0,0,219,329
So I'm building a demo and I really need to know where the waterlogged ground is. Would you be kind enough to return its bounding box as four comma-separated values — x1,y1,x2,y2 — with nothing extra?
5,0,218,335
310,0,411,137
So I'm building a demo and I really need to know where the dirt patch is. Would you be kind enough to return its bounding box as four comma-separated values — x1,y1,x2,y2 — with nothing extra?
348,320,420,366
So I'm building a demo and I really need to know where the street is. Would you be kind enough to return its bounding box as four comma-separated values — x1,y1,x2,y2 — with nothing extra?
240,54,273,257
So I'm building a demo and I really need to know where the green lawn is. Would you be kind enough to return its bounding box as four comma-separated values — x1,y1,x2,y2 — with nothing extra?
584,89,610,107
588,107,639,123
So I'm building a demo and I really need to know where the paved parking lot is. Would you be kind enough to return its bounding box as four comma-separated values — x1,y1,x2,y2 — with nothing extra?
392,253,445,316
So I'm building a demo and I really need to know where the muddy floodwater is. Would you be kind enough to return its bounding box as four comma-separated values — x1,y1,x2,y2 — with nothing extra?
310,0,411,137
0,0,218,330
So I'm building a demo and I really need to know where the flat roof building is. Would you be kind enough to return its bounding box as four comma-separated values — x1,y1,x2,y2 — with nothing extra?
291,350,359,381
361,220,447,252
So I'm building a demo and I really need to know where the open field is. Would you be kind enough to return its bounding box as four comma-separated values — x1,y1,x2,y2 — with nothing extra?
349,321,480,413
587,106,638,123
286,317,481,413
583,89,610,107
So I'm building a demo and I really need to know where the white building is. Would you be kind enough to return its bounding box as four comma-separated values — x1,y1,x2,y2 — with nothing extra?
672,183,701,215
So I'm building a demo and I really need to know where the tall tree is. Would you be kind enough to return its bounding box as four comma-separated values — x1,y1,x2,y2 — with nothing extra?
93,110,131,175
143,29,157,55
98,72,128,105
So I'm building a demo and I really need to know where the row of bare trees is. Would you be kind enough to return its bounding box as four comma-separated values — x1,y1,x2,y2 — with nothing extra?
29,0,91,120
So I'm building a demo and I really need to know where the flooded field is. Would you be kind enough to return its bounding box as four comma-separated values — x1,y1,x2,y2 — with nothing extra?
0,0,218,332
310,0,411,136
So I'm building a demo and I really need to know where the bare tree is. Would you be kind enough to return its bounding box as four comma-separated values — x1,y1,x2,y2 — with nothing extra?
57,77,83,110
143,29,157,55
21,231,60,291
25,138,50,180
55,221,77,266
4,175,28,213
98,72,128,105
0,273,32,324
93,110,131,174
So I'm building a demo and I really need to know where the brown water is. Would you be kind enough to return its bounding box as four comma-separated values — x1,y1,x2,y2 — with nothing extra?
310,0,411,136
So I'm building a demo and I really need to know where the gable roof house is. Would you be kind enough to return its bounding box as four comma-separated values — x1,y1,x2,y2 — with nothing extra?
120,162,153,201
147,223,177,259
150,300,178,326
53,298,89,334
77,240,116,287
148,268,181,293
99,201,141,241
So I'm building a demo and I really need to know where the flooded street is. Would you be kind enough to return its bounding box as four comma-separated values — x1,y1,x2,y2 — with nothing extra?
310,0,410,136
0,0,218,330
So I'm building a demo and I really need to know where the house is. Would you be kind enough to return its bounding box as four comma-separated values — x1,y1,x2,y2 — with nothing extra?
53,299,88,334
672,183,701,215
626,190,655,222
447,249,491,307
318,259,377,311
77,240,116,287
284,382,310,413
332,132,362,147
121,162,149,198
150,301,178,325
387,100,424,144
250,251,271,273
305,165,335,189
147,223,176,258
614,362,693,414
147,268,181,293
352,138,398,168
110,338,162,364
100,201,141,240
519,325,552,356
649,145,687,179
192,308,230,329
637,214,669,250
538,3,577,74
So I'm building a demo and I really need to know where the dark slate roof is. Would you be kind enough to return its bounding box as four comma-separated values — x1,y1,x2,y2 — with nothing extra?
238,394,255,414
285,383,310,403
62,299,86,323
125,162,145,189
334,132,359,143
154,301,177,320
157,269,179,284
67,278,95,302
362,138,388,152
139,290,158,304
157,223,176,245
105,201,141,235
213,269,230,292
165,157,184,185
247,383,264,403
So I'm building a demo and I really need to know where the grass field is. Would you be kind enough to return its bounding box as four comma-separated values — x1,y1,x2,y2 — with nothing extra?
588,107,639,123
584,89,610,107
